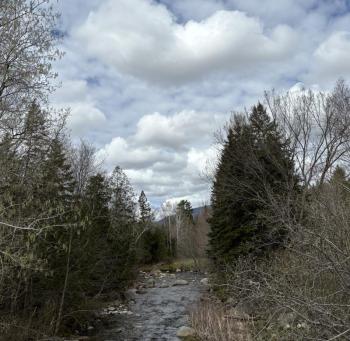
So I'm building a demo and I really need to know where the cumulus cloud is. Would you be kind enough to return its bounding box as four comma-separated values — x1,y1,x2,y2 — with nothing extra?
51,0,350,206
74,0,297,84
186,145,220,178
134,110,226,149
68,103,106,135
52,79,107,136
311,31,350,81
96,136,173,170
95,110,221,204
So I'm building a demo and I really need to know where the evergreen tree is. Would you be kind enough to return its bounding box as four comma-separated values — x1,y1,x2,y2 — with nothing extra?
209,104,298,262
328,165,349,201
108,166,137,289
138,190,153,224
177,199,194,224
32,138,77,296
78,173,111,292
110,166,136,226
21,102,51,179
330,165,347,185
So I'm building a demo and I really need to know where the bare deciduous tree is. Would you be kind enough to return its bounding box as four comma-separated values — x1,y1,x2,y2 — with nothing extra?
265,80,350,188
70,140,97,195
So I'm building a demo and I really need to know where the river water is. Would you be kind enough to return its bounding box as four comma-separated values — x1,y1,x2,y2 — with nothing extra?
95,271,204,340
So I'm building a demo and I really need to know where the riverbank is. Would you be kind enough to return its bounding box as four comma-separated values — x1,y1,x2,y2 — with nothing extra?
93,269,205,340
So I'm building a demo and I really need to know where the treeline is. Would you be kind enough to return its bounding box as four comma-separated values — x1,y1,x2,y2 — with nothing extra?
0,1,168,338
208,81,350,340
0,104,163,338
160,200,210,264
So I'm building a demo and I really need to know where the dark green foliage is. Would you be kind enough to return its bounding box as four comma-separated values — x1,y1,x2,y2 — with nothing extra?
0,107,140,335
177,199,194,224
330,165,347,185
209,103,299,262
108,166,137,289
139,227,168,264
138,190,154,224
75,173,111,293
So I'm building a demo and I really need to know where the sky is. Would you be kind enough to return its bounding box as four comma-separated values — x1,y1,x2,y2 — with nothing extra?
51,0,350,208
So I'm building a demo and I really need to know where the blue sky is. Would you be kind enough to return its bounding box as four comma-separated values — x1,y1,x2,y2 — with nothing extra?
52,0,350,207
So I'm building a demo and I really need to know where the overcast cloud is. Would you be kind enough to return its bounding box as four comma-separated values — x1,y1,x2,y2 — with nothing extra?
52,0,350,207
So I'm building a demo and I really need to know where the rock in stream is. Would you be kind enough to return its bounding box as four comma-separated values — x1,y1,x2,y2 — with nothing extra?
93,271,204,340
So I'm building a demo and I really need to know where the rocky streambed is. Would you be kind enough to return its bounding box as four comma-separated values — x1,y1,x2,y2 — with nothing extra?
94,270,206,340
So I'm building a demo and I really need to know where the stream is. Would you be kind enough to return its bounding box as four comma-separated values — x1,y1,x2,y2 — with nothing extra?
94,270,205,340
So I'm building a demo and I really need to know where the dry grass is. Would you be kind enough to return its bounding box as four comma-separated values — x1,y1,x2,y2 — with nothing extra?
190,299,251,341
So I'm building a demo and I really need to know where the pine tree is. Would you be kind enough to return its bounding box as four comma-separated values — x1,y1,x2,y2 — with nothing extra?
177,200,194,224
328,165,349,201
138,190,153,224
21,102,51,180
78,173,111,292
108,166,137,288
32,138,77,293
209,104,298,262
330,165,347,185
110,166,135,226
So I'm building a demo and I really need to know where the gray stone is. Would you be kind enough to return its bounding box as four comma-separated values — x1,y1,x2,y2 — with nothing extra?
173,279,189,286
150,269,161,277
125,288,137,300
146,278,156,288
176,326,196,338
200,278,209,285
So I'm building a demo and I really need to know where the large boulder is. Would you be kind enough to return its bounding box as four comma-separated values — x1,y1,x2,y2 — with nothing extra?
200,278,209,285
173,279,189,286
177,326,196,338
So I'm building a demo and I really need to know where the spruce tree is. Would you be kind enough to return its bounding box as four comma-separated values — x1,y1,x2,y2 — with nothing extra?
32,138,77,295
138,190,153,224
108,166,137,288
330,165,347,185
78,173,111,292
177,200,194,224
110,166,136,226
209,104,298,262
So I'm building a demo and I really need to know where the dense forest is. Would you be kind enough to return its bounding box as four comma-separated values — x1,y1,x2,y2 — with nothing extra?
2,1,350,340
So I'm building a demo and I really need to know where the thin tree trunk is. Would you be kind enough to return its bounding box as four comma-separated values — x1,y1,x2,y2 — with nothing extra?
55,228,72,335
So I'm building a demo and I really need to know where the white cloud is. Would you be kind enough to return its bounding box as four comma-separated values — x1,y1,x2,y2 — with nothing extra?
52,79,107,136
96,136,172,170
68,103,106,135
94,110,221,204
134,110,227,149
312,31,350,81
186,145,220,178
51,0,350,207
74,0,298,84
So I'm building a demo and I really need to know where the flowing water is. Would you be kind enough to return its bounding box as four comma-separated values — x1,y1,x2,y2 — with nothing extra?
95,271,204,340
